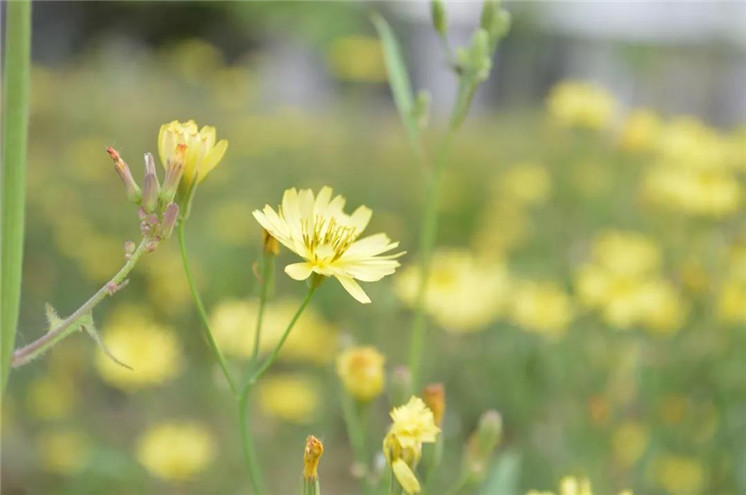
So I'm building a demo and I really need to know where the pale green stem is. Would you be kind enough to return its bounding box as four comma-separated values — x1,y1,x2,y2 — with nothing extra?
340,391,373,494
444,472,471,495
239,284,317,494
250,252,275,366
408,78,475,389
1,0,32,393
177,222,239,396
11,238,149,368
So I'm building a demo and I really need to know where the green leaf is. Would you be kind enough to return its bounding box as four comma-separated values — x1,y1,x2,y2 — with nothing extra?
371,13,420,146
479,452,521,495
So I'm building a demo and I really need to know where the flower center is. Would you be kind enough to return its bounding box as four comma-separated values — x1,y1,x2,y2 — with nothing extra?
302,215,358,261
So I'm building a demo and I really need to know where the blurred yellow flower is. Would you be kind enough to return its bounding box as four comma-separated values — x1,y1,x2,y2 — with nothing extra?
498,163,552,206
611,421,648,467
37,429,90,474
257,374,321,424
211,298,336,364
27,375,77,420
653,455,704,494
137,422,215,481
591,230,661,277
95,307,182,391
718,278,746,324
158,119,228,188
619,108,661,152
395,249,510,332
327,36,387,82
656,116,734,170
388,396,440,450
253,186,403,303
509,280,574,337
336,346,385,402
473,198,532,253
527,476,631,495
547,81,617,130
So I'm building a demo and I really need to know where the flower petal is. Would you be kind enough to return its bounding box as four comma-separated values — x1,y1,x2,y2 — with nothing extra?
285,262,314,281
335,275,371,304
198,139,228,183
392,459,421,494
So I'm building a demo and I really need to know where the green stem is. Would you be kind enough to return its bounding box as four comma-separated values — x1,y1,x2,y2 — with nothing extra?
177,222,239,396
239,284,317,494
251,252,275,366
340,391,372,493
11,238,149,368
1,0,32,393
408,78,475,389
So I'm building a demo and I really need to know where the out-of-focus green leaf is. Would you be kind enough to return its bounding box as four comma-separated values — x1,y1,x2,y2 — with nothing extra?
371,13,420,146
479,452,521,495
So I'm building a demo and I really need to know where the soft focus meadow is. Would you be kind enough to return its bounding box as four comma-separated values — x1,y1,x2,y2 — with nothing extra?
2,2,746,495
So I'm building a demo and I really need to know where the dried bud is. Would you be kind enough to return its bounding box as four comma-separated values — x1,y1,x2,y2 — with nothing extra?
303,435,324,482
422,383,446,426
431,0,448,37
160,202,180,239
465,410,503,480
141,153,160,213
107,146,142,203
388,366,413,407
160,144,185,205
262,229,280,256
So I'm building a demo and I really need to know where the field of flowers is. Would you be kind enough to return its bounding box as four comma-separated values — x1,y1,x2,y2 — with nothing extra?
2,2,746,495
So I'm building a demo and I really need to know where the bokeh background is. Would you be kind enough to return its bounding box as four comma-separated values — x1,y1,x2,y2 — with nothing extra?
3,1,746,494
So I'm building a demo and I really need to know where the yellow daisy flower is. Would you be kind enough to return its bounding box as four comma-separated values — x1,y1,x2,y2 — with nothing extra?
388,396,440,450
253,186,404,303
157,119,228,188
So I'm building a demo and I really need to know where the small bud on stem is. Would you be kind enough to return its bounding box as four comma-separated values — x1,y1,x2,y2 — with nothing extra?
431,0,448,37
141,153,160,213
423,383,446,426
107,146,142,203
160,144,186,204
160,202,180,239
303,435,323,495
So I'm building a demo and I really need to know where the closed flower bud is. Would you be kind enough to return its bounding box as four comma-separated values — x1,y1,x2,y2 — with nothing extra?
141,153,161,213
160,144,185,205
336,346,385,402
430,0,447,37
480,0,498,33
160,202,180,239
303,435,324,481
388,366,413,407
465,410,503,479
422,383,445,426
107,147,142,204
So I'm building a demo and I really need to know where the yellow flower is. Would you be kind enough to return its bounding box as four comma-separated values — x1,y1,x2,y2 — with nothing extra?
211,298,337,364
395,249,510,332
37,429,89,474
718,278,746,324
336,346,386,402
253,187,403,303
257,374,321,424
527,476,631,495
27,374,77,420
591,230,661,277
388,396,440,450
137,422,215,481
509,280,574,337
619,108,661,152
392,459,421,494
157,119,228,188
498,163,552,207
546,81,617,130
611,421,648,467
95,306,182,391
303,435,324,481
653,455,704,494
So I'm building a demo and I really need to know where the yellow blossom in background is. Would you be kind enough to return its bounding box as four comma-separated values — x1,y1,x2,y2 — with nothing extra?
327,36,386,82
527,476,631,495
619,108,661,152
142,247,192,315
718,278,746,324
498,163,552,207
163,38,224,84
612,421,649,467
26,374,77,420
473,198,533,253
253,186,403,303
137,422,215,481
653,455,704,494
37,429,90,474
211,298,336,364
656,116,734,170
336,346,385,402
387,396,440,450
546,80,617,130
257,374,321,424
158,119,228,188
95,306,182,391
509,280,574,337
395,249,510,332
591,230,661,277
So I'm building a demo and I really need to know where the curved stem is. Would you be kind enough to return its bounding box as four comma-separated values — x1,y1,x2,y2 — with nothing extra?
12,237,149,368
177,222,239,396
238,284,317,494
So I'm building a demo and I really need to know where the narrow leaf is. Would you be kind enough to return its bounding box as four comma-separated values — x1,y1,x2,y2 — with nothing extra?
479,452,521,495
45,303,64,329
82,315,132,370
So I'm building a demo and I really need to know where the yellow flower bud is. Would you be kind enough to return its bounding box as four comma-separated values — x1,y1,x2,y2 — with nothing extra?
336,346,385,402
392,458,421,494
303,435,324,481
157,119,227,191
422,383,446,426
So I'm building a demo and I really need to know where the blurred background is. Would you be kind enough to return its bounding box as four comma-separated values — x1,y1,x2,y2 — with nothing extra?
3,1,746,494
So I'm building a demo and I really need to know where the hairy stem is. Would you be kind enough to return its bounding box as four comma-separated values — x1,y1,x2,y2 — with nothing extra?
177,222,239,396
12,238,149,368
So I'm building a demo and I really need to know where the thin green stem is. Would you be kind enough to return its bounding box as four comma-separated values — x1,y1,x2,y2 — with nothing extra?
177,222,239,396
250,252,275,366
340,391,372,494
1,0,32,392
239,284,317,494
11,238,150,368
